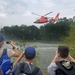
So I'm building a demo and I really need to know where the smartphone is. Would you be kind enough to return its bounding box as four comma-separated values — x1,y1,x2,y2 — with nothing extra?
6,41,10,44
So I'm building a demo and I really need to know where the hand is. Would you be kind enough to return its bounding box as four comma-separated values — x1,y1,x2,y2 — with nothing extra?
9,41,15,47
51,51,59,63
54,51,59,58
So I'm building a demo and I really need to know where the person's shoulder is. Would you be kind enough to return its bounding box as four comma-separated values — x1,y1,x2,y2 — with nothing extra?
7,49,15,54
14,62,22,68
7,48,12,51
33,66,42,75
31,63,40,70
12,62,21,73
7,48,15,57
47,62,58,72
49,63,57,67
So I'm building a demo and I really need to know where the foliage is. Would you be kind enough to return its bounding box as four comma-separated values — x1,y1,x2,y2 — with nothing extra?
33,50,40,66
15,40,25,53
0,17,74,41
62,23,75,58
41,18,70,41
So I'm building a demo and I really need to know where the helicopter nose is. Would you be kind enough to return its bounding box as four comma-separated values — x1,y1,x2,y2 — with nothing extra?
34,21,37,23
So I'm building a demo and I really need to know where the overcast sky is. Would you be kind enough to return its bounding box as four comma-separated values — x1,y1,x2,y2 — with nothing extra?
0,0,75,28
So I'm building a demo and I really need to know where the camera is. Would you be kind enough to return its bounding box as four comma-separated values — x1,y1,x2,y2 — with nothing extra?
6,41,11,44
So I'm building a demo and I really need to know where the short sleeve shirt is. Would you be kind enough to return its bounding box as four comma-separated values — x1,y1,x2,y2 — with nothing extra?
0,48,15,58
47,63,58,75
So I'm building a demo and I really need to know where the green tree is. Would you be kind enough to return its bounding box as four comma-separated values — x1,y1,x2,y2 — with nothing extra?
63,23,75,58
44,19,70,41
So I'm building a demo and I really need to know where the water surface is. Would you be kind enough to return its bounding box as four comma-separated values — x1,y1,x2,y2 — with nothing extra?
4,42,58,75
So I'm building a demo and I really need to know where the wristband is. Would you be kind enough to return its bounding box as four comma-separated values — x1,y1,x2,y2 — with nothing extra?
13,46,16,49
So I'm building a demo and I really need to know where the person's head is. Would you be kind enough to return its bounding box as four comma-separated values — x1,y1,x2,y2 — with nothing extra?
58,46,69,59
24,47,36,60
0,35,4,47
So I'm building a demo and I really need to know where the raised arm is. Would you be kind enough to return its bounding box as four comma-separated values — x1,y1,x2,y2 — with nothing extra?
68,54,75,62
51,51,59,63
10,41,19,57
13,52,24,67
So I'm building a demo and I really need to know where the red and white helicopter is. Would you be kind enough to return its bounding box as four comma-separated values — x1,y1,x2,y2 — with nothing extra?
32,12,60,24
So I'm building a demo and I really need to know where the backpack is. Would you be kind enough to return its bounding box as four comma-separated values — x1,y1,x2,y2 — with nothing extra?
0,49,14,75
20,62,40,75
55,61,75,75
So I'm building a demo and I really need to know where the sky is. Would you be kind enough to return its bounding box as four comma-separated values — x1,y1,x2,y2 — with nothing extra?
0,0,75,28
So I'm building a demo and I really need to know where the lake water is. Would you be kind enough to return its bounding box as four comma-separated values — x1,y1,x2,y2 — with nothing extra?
3,42,59,75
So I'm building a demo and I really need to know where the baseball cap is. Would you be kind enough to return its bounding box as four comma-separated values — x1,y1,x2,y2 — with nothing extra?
24,47,36,60
0,35,4,42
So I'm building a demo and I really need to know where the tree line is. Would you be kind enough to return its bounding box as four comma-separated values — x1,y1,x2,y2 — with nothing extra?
0,17,75,41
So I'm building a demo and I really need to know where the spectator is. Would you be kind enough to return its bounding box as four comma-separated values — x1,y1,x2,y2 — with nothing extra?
0,35,19,58
47,46,75,75
0,35,19,75
13,47,43,75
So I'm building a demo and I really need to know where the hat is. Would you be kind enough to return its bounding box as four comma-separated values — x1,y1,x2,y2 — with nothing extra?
0,35,4,42
24,47,36,60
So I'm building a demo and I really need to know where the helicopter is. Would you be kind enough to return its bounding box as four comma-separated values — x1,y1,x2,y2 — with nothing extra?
32,12,60,24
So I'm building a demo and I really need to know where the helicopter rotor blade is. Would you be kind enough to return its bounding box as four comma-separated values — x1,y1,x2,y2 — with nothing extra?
44,11,52,16
31,12,41,16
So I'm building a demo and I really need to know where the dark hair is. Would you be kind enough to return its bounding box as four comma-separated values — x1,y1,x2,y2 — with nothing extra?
58,46,69,58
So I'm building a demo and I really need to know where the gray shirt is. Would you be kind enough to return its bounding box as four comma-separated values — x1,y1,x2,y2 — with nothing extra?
47,63,58,75
13,61,43,75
